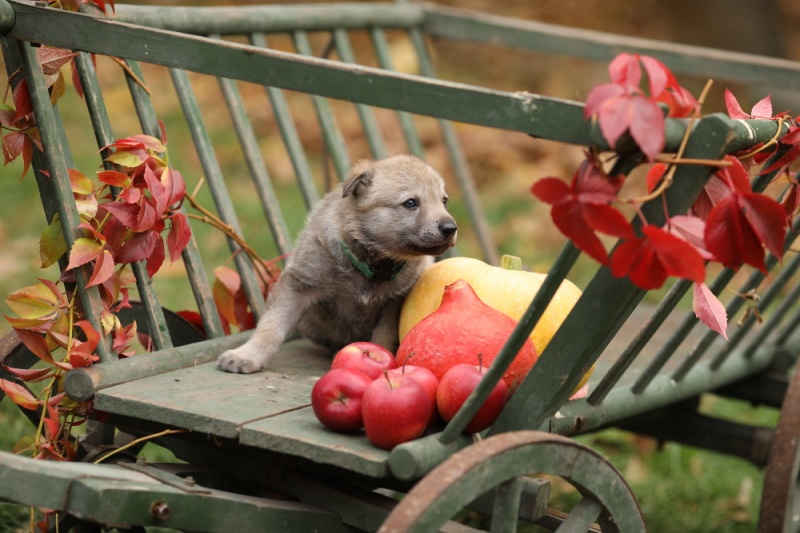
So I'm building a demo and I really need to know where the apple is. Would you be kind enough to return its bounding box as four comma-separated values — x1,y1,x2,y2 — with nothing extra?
331,341,398,380
437,363,509,434
362,373,432,450
311,368,372,432
387,364,439,426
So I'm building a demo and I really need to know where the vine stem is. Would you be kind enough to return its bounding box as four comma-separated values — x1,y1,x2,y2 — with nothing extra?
184,180,279,288
92,428,187,464
737,116,786,160
109,57,152,95
617,79,715,205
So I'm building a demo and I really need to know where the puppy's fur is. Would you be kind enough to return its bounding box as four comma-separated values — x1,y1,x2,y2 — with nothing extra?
218,155,457,374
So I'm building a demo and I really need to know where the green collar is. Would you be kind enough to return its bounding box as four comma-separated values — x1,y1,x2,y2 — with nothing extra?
339,241,406,281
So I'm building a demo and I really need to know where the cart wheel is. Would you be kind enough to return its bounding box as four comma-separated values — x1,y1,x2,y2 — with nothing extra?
380,430,646,532
759,365,800,533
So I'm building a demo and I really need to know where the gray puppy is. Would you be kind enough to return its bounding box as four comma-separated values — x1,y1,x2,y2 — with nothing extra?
218,155,457,374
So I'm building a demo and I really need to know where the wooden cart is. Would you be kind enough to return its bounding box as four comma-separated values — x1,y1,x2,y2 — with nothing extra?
2,0,800,530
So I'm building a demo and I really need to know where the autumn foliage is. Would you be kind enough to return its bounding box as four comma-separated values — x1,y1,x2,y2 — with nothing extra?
534,52,798,338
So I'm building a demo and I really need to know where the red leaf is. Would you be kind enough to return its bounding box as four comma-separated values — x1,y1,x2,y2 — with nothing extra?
146,233,165,277
628,96,665,161
610,225,705,289
693,282,728,340
704,196,767,272
115,230,158,264
584,82,627,119
159,167,186,206
657,85,698,118
143,165,169,217
738,192,787,260
101,201,139,228
101,216,129,253
12,80,32,125
639,55,669,97
667,215,713,260
533,160,633,264
691,174,733,219
724,89,750,120
716,156,752,194
213,266,240,327
133,197,158,233
646,163,667,194
167,212,191,261
13,328,54,363
2,130,24,165
0,378,40,410
37,46,78,76
2,365,53,383
97,170,131,188
87,249,115,287
751,94,773,118
608,53,641,89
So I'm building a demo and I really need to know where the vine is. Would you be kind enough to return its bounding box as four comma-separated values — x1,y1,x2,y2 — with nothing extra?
532,52,800,338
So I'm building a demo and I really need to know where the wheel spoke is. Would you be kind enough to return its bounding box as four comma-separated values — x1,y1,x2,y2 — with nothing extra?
555,497,602,533
490,477,523,533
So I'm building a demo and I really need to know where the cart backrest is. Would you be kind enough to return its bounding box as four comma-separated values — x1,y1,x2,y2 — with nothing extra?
2,0,799,439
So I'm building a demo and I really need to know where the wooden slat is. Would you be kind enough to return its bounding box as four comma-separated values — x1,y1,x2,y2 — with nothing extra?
93,339,330,438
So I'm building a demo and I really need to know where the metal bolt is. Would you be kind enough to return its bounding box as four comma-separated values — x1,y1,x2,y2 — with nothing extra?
151,501,170,521
183,476,196,486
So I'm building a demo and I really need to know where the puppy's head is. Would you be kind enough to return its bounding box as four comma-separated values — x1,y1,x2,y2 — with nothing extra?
341,155,457,261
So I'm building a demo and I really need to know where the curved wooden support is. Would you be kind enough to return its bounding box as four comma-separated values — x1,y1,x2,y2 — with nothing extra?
380,430,646,532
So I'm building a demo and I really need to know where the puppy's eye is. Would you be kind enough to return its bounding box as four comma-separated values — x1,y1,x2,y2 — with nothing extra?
402,198,418,209
443,197,449,205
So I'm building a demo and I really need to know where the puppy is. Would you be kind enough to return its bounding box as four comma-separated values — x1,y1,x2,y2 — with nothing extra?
217,155,457,374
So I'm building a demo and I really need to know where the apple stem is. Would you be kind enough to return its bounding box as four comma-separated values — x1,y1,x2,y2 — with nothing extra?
383,370,393,388
477,352,484,372
402,352,416,373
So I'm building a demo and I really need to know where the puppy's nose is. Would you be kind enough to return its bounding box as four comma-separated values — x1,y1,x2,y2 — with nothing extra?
439,220,458,237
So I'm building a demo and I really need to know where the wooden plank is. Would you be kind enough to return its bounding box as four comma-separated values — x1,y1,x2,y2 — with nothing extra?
240,408,391,478
94,339,332,439
6,0,594,146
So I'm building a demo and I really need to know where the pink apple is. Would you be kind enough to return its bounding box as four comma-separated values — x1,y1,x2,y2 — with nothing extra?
311,368,372,432
387,364,439,426
437,364,509,434
362,373,432,450
331,341,398,380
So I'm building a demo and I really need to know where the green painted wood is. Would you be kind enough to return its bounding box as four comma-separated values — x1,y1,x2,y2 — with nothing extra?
17,40,113,362
123,60,226,339
240,408,391,479
558,498,603,532
490,477,523,533
6,1,596,145
251,32,320,209
0,0,13,32
112,2,424,35
422,4,800,89
333,28,389,160
489,115,739,436
216,70,293,256
74,51,174,352
293,30,351,183
91,339,328,437
170,67,267,318
64,332,250,402
0,450,353,532
369,27,426,159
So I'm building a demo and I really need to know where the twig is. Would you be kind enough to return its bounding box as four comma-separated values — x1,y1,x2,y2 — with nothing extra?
618,79,715,205
737,116,786,160
109,57,151,95
93,428,187,464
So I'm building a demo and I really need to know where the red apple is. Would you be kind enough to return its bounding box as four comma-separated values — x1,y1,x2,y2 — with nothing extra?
331,341,398,380
437,364,509,434
387,364,439,426
311,368,372,432
362,373,432,450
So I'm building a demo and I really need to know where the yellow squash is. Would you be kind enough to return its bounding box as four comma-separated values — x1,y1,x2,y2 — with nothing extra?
400,255,592,393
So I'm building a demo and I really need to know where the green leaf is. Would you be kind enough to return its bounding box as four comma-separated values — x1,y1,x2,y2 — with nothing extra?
68,169,94,195
5,283,61,320
40,214,68,268
105,150,146,168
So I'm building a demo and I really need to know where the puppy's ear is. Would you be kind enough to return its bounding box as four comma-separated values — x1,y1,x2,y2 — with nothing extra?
342,160,375,198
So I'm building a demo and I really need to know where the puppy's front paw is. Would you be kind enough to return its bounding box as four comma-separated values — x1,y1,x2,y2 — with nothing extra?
218,346,266,374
